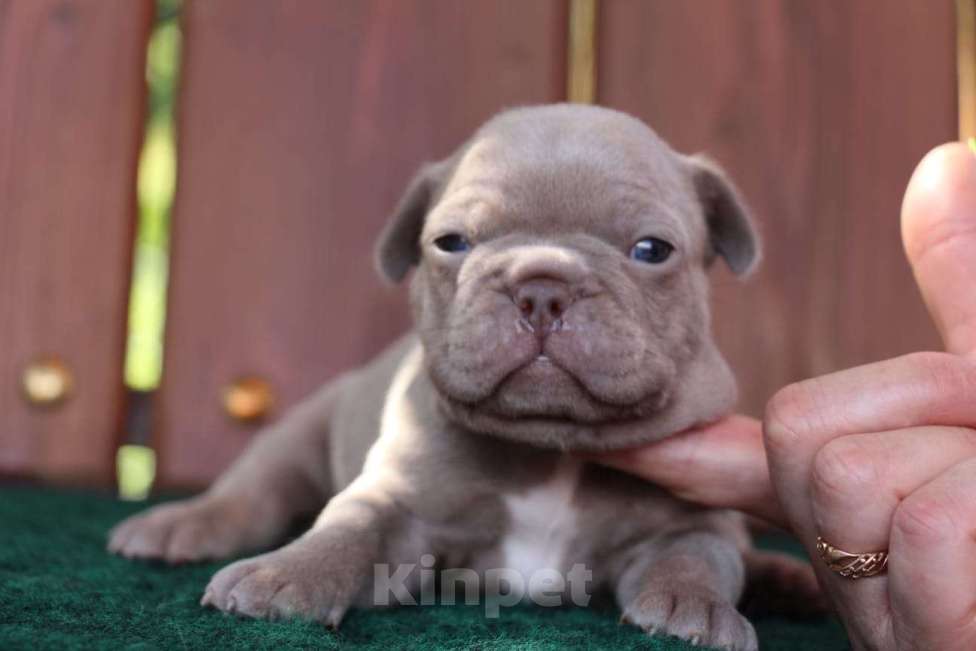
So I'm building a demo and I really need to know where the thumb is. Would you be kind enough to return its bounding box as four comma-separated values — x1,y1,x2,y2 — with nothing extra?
902,141,976,356
583,415,787,528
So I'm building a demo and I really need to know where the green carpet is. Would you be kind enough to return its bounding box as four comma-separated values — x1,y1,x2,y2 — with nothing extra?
0,486,849,650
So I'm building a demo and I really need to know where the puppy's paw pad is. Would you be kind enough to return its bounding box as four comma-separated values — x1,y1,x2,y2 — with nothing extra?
624,591,757,651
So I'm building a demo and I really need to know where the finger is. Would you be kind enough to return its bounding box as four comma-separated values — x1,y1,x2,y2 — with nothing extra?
889,456,976,649
588,415,786,526
764,352,976,526
902,142,976,356
773,427,976,650
762,356,976,648
810,426,976,554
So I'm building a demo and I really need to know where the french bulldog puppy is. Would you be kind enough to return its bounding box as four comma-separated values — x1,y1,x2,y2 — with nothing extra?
109,104,817,650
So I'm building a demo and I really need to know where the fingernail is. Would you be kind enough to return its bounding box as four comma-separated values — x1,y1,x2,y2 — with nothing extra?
968,137,976,156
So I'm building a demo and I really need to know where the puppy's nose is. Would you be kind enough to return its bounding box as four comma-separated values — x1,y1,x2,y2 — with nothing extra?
513,280,573,334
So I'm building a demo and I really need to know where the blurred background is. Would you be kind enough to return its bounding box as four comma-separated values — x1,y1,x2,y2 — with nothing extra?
0,0,969,499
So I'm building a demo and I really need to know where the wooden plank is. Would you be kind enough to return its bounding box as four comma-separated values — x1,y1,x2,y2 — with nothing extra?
0,0,153,483
158,0,566,487
599,0,955,415
959,0,976,139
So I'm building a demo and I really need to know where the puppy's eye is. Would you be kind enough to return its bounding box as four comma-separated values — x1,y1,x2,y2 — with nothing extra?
433,233,470,253
630,237,674,264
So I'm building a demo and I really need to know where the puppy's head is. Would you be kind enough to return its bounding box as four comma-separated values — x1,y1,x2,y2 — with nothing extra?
376,104,759,451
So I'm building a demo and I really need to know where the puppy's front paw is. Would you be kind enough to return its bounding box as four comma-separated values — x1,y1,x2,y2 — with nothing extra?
107,495,267,563
201,546,357,628
622,589,758,651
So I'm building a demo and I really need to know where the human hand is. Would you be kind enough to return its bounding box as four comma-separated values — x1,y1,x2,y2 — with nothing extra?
593,142,976,649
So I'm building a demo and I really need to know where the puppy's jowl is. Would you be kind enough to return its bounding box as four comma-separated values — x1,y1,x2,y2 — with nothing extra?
109,105,817,650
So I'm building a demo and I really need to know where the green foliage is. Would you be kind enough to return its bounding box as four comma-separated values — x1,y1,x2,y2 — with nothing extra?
125,0,182,391
116,445,157,502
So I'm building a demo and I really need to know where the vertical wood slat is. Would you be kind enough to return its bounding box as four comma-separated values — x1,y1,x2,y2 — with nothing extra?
157,0,566,488
959,0,976,138
567,0,598,104
599,0,955,416
0,0,153,483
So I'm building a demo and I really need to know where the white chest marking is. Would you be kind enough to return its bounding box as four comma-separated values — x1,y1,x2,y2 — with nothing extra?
500,458,581,584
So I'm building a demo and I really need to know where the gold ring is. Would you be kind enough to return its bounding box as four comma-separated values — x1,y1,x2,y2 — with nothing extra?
816,536,889,579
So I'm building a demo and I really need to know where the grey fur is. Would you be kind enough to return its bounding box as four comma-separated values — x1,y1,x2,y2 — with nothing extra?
108,105,817,651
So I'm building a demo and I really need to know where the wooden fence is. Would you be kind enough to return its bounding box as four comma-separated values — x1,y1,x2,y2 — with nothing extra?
0,0,962,489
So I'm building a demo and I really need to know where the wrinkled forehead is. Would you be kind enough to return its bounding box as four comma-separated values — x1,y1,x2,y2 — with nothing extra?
430,125,702,243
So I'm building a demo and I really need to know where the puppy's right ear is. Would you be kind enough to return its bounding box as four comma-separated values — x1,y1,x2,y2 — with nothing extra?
374,160,452,284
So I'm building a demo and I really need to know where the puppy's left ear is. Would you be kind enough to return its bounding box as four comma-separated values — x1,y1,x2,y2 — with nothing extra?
688,155,761,277
374,159,452,284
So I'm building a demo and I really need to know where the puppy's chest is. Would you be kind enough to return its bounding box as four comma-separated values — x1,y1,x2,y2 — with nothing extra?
496,458,583,580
